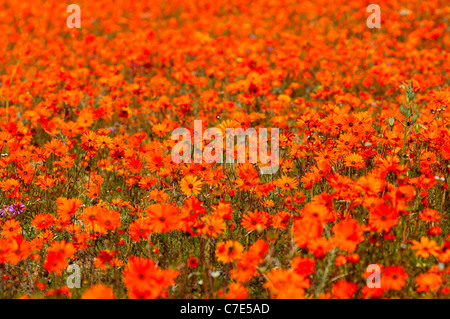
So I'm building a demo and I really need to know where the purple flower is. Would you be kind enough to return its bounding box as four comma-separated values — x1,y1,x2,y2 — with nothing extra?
0,205,8,216
3,203,25,216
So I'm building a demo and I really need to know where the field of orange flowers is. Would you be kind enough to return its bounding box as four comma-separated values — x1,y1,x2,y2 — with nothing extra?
0,0,449,299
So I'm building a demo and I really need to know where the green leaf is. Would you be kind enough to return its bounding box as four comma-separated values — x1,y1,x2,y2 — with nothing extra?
389,117,395,126
417,123,428,131
407,80,412,93
400,104,407,114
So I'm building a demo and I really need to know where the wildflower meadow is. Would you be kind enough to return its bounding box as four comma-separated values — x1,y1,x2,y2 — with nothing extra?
0,0,450,300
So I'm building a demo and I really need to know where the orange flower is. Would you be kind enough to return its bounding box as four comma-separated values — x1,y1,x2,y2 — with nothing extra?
129,218,152,242
216,240,244,263
439,241,450,263
1,219,22,239
56,197,82,217
419,208,440,222
96,208,121,232
180,175,203,196
32,213,55,230
331,280,358,299
345,153,365,169
5,235,31,265
411,236,440,258
332,219,364,253
241,210,268,232
35,175,55,190
201,216,226,238
419,151,437,165
123,256,179,299
272,211,291,229
383,266,407,291
43,240,77,275
81,284,116,299
0,238,11,264
369,203,398,232
152,123,170,138
307,237,333,258
416,273,442,293
291,257,315,276
264,268,310,299
94,250,123,270
230,254,257,282
275,176,298,192
292,218,323,249
226,282,248,299
301,202,331,223
146,203,179,233
411,79,421,92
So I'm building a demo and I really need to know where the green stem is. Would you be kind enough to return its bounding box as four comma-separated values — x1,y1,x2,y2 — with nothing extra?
400,117,408,166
